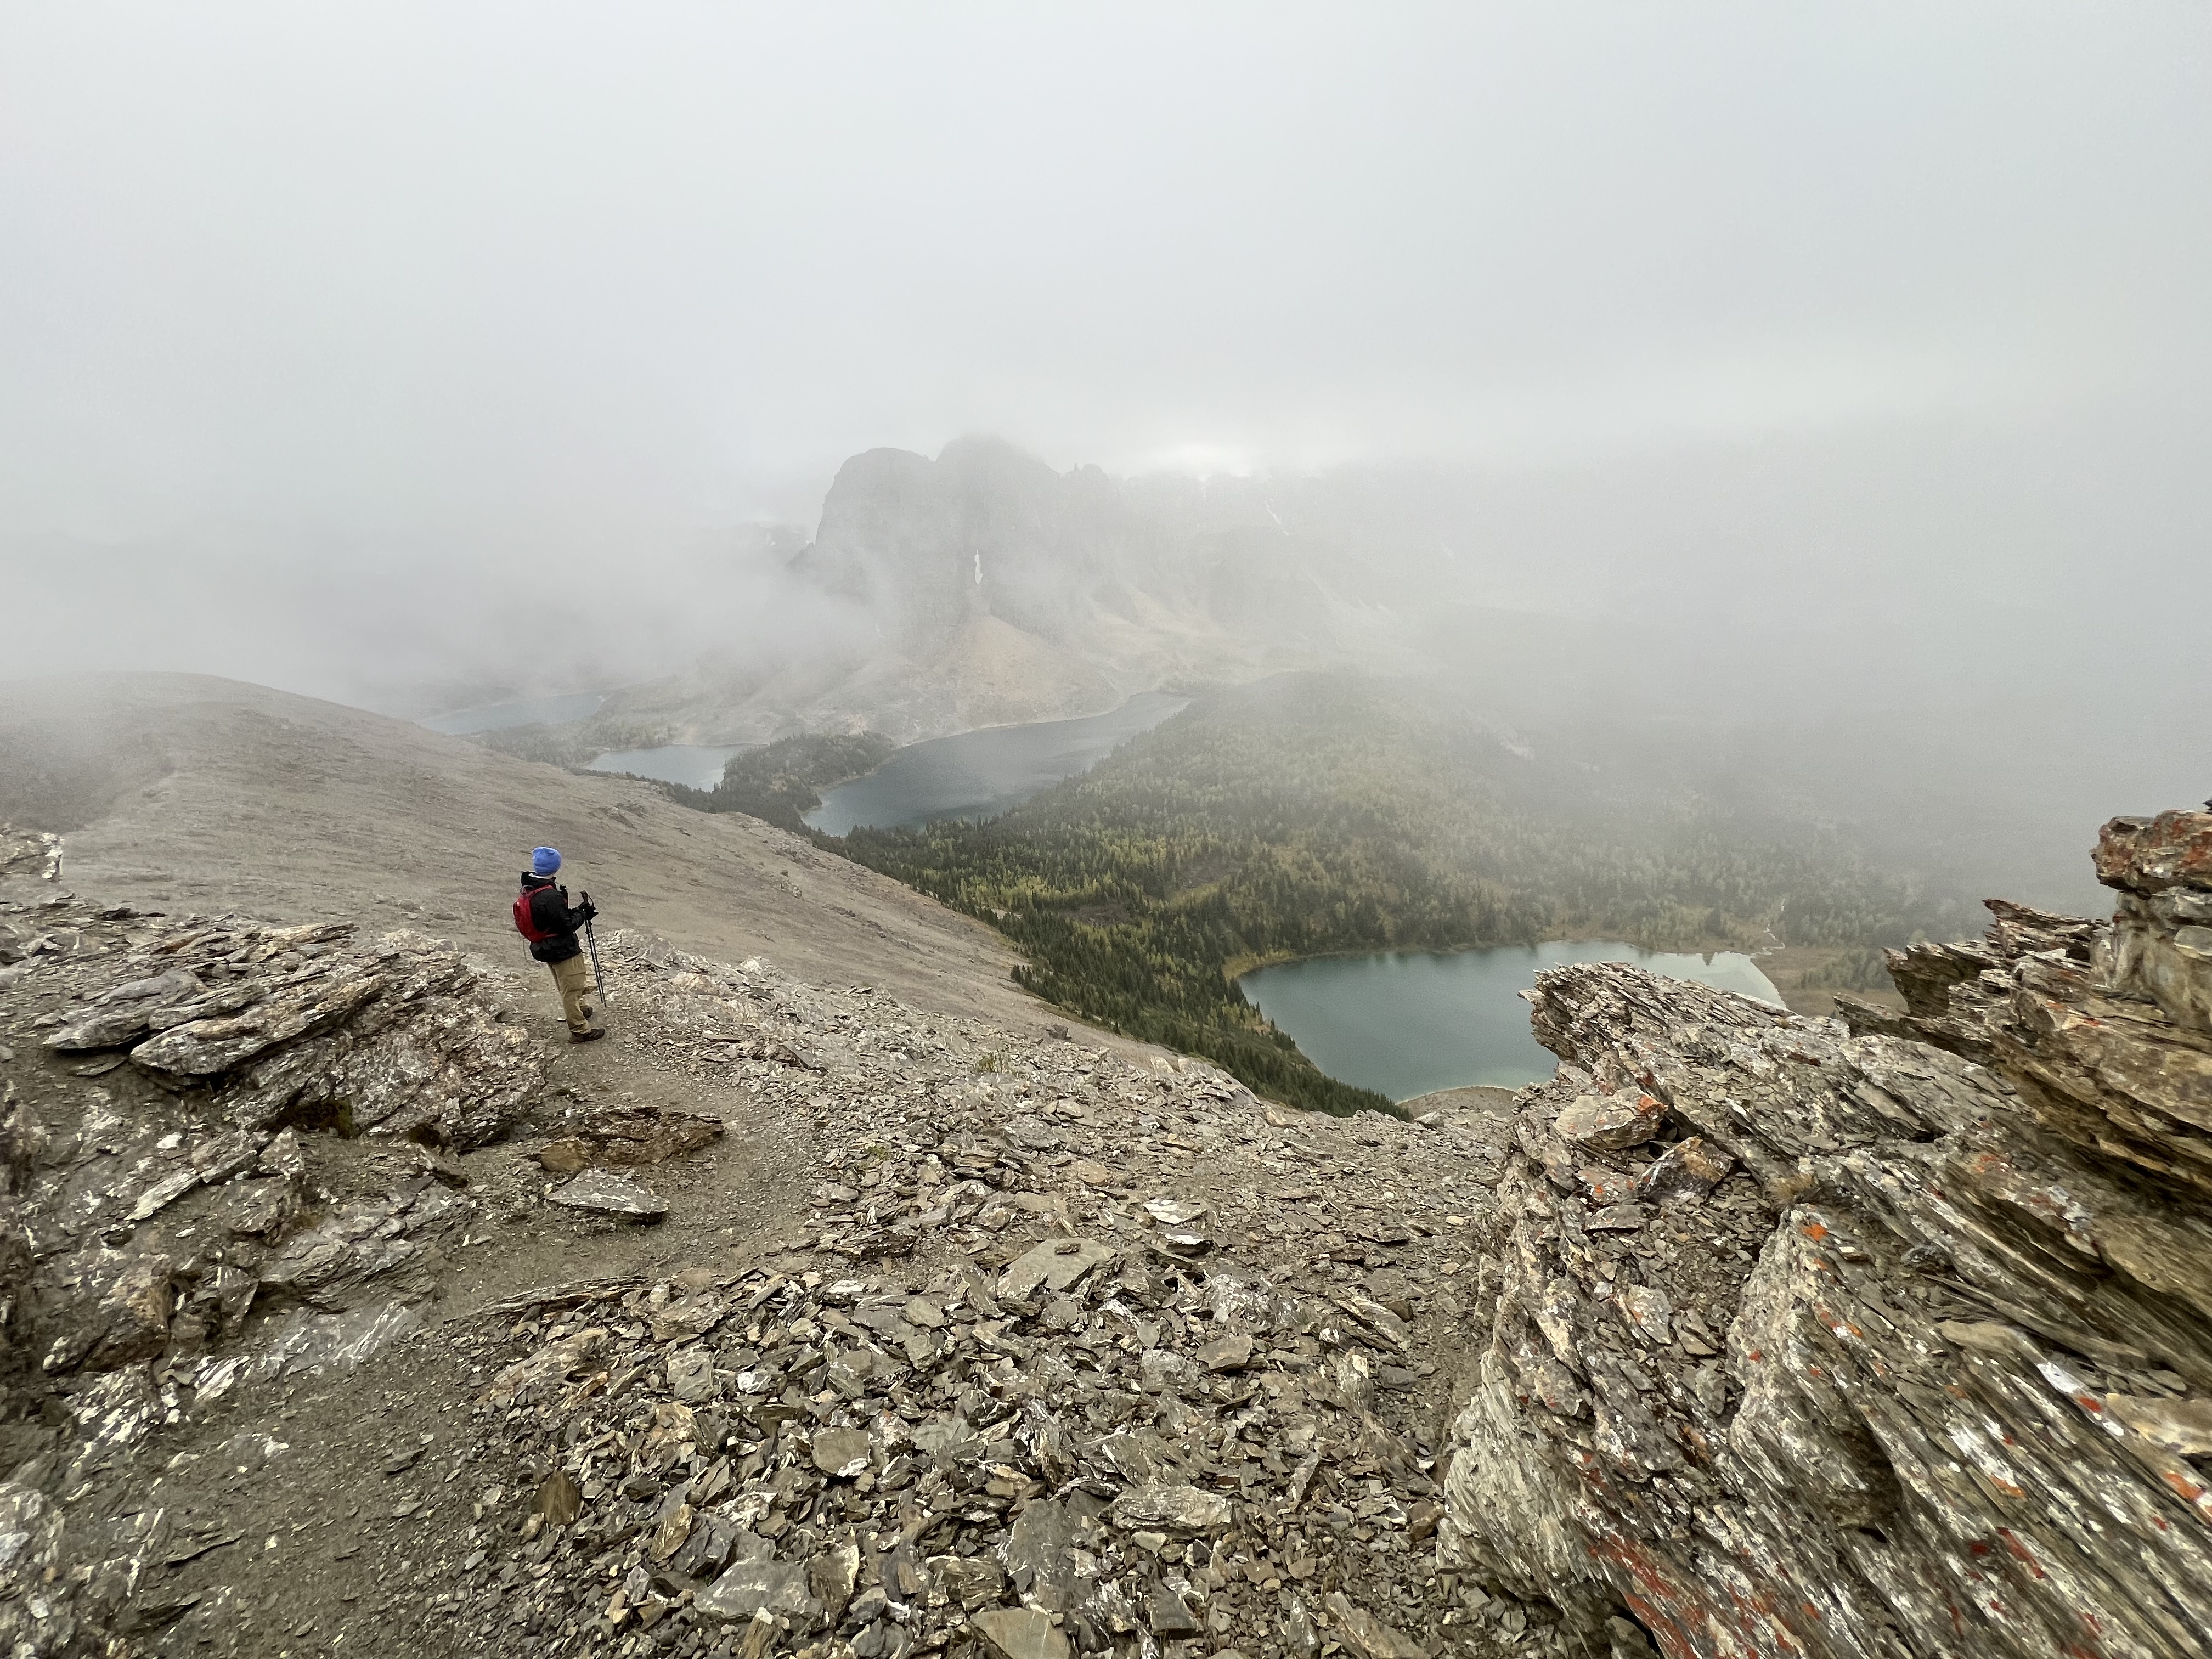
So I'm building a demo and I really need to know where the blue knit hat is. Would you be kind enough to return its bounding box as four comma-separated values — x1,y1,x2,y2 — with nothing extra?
531,846,562,876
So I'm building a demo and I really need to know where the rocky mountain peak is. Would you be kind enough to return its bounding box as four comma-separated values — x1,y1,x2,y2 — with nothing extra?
792,438,1152,661
614,439,1415,743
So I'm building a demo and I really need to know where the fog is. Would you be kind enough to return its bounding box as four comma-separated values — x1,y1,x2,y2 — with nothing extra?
3,1,2208,798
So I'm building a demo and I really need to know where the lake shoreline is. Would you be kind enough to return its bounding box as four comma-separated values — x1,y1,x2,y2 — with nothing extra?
1400,1083,1520,1118
1230,936,1901,1024
803,690,1189,837
1240,940,1785,1101
1224,929,1760,983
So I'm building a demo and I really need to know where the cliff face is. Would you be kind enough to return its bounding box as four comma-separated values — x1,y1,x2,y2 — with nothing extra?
1440,810,2212,1656
795,441,1153,660
617,438,1401,743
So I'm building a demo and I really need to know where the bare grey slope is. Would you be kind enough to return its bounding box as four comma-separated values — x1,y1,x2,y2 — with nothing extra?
0,672,1047,1032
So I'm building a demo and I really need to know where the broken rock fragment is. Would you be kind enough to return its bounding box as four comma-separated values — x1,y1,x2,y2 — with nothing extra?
998,1237,1114,1298
1004,1497,1080,1610
1142,1197,1207,1226
929,1555,1007,1611
666,1346,718,1403
1108,1484,1233,1535
810,1426,871,1477
695,1544,821,1624
1616,1284,1672,1344
1637,1135,1732,1204
1324,1592,1426,1659
48,1253,174,1374
1197,1330,1254,1372
1142,1194,1217,1254
1153,1225,1214,1255
546,1170,668,1221
532,1469,582,1526
972,1606,1071,1659
537,1104,723,1173
1148,1582,1203,1637
808,1535,860,1627
2106,1392,2212,1456
1554,1090,1668,1151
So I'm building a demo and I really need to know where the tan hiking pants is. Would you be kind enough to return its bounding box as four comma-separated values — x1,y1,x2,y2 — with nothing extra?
548,952,604,1037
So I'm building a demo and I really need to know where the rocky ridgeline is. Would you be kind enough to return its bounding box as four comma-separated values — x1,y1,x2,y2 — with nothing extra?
443,939,1525,1659
1441,809,2212,1657
8,810,2210,1659
0,843,1528,1657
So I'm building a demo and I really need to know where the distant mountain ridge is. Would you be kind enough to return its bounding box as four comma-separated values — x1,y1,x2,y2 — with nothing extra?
604,436,1419,743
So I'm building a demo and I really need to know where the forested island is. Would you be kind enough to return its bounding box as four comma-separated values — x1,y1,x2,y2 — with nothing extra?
655,732,897,831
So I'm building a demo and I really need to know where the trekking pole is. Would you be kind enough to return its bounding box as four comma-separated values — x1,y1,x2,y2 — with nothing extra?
583,894,612,1007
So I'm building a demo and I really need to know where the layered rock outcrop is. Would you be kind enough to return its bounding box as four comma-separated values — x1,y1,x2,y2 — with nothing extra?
2,902,548,1406
39,914,543,1150
1441,810,2212,1656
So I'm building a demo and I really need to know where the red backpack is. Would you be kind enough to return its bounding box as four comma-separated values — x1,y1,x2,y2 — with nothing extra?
513,888,560,944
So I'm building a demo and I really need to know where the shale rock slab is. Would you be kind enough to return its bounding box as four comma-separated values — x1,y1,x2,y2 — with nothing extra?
1442,811,2212,1658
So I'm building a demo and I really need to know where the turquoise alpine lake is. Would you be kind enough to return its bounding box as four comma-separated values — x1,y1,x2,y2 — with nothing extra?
1239,941,1783,1101
804,692,1189,835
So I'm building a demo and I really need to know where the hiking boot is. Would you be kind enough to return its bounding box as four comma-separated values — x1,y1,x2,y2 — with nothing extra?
570,1028,607,1044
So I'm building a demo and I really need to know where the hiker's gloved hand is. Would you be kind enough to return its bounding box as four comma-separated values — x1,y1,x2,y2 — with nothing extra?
577,898,598,922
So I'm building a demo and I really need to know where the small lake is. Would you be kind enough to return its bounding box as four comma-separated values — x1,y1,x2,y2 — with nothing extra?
585,744,757,789
804,691,1189,836
419,692,606,735
1240,941,1782,1101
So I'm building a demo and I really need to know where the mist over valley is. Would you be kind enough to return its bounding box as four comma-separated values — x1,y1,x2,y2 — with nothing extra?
4,9,2211,1658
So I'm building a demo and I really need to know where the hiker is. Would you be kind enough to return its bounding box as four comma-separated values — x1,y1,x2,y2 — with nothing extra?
514,845,606,1042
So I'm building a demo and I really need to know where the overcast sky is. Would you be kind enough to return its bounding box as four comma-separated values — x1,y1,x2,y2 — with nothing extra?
3,3,2207,697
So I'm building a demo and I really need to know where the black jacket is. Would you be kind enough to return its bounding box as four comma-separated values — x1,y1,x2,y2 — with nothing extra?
518,872,591,963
